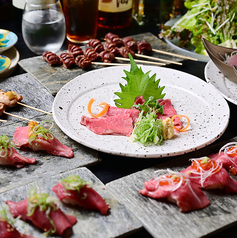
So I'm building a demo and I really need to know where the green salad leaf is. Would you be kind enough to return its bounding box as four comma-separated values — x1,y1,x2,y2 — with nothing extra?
114,54,165,108
130,97,164,145
159,0,237,54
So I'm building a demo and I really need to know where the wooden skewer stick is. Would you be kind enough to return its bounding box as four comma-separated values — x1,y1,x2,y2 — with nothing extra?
152,49,198,61
17,102,52,116
135,53,182,65
115,57,166,66
92,62,130,66
0,119,7,123
4,111,33,122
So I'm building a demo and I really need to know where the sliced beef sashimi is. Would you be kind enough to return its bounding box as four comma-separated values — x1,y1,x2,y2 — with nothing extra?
13,123,73,158
157,99,182,130
181,157,237,193
6,198,77,236
0,147,36,168
52,175,110,215
0,218,35,238
81,114,134,136
139,170,210,212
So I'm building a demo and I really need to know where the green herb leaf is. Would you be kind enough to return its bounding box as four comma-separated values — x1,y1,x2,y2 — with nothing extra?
114,54,165,108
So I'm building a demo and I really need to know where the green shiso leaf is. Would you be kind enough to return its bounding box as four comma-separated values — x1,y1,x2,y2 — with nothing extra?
114,54,165,108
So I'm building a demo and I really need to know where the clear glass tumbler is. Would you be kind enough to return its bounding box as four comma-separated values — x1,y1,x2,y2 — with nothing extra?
22,0,66,55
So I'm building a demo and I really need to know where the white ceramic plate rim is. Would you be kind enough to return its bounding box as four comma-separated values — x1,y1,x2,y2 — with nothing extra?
52,65,229,158
0,29,18,53
204,60,237,105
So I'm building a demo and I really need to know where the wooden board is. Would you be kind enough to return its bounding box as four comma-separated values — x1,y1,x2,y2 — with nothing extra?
0,73,54,125
0,114,100,193
18,33,184,95
106,138,237,238
0,167,142,238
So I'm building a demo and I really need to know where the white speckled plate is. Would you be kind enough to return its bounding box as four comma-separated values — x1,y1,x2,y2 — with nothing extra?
52,66,229,158
205,60,237,105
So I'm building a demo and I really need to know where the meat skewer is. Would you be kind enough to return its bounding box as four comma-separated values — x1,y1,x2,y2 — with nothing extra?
0,90,52,116
3,111,34,122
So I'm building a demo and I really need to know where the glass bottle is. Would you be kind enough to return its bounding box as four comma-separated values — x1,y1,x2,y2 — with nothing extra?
98,0,133,29
22,0,66,55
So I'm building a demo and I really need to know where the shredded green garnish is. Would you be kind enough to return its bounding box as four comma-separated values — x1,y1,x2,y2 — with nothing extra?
27,186,59,235
28,120,55,145
61,175,91,191
131,97,164,145
0,135,18,157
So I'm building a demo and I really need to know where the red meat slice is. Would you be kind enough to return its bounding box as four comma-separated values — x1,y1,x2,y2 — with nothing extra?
13,126,73,158
0,218,35,238
0,147,36,168
52,182,110,215
139,174,210,212
80,114,134,136
157,99,182,130
6,199,77,236
209,151,237,175
181,158,237,193
105,106,139,123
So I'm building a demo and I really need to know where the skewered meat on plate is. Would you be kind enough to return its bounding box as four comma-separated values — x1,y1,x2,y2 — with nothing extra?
68,44,84,57
75,55,92,69
60,53,76,68
103,42,120,56
137,40,152,54
123,37,138,52
105,32,124,47
118,46,135,58
42,51,61,66
88,39,104,52
0,89,23,108
99,50,115,63
84,48,100,61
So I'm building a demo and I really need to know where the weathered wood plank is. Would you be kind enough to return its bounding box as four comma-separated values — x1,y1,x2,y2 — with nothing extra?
106,138,237,238
18,33,184,95
0,167,142,238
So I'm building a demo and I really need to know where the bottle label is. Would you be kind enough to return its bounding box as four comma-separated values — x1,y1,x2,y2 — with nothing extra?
98,0,132,13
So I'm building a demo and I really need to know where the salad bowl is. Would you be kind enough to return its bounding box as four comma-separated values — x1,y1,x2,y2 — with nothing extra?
202,38,237,83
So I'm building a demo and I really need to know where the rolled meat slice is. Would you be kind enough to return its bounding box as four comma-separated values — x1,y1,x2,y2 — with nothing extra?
137,40,152,54
42,51,61,66
123,37,137,52
99,50,115,63
84,48,100,61
118,46,135,58
60,53,76,68
103,42,120,56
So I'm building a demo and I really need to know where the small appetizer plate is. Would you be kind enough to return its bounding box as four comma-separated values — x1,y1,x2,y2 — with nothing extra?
0,55,11,75
202,38,237,83
0,29,18,53
0,47,20,79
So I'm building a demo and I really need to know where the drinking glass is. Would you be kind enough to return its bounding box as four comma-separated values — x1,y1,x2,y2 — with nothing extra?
62,0,99,43
22,0,66,55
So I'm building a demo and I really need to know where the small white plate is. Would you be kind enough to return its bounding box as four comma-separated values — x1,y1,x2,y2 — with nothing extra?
205,60,237,105
52,65,229,158
0,29,18,53
0,47,20,79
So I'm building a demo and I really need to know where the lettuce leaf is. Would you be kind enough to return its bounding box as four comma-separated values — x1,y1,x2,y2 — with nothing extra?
114,54,165,108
